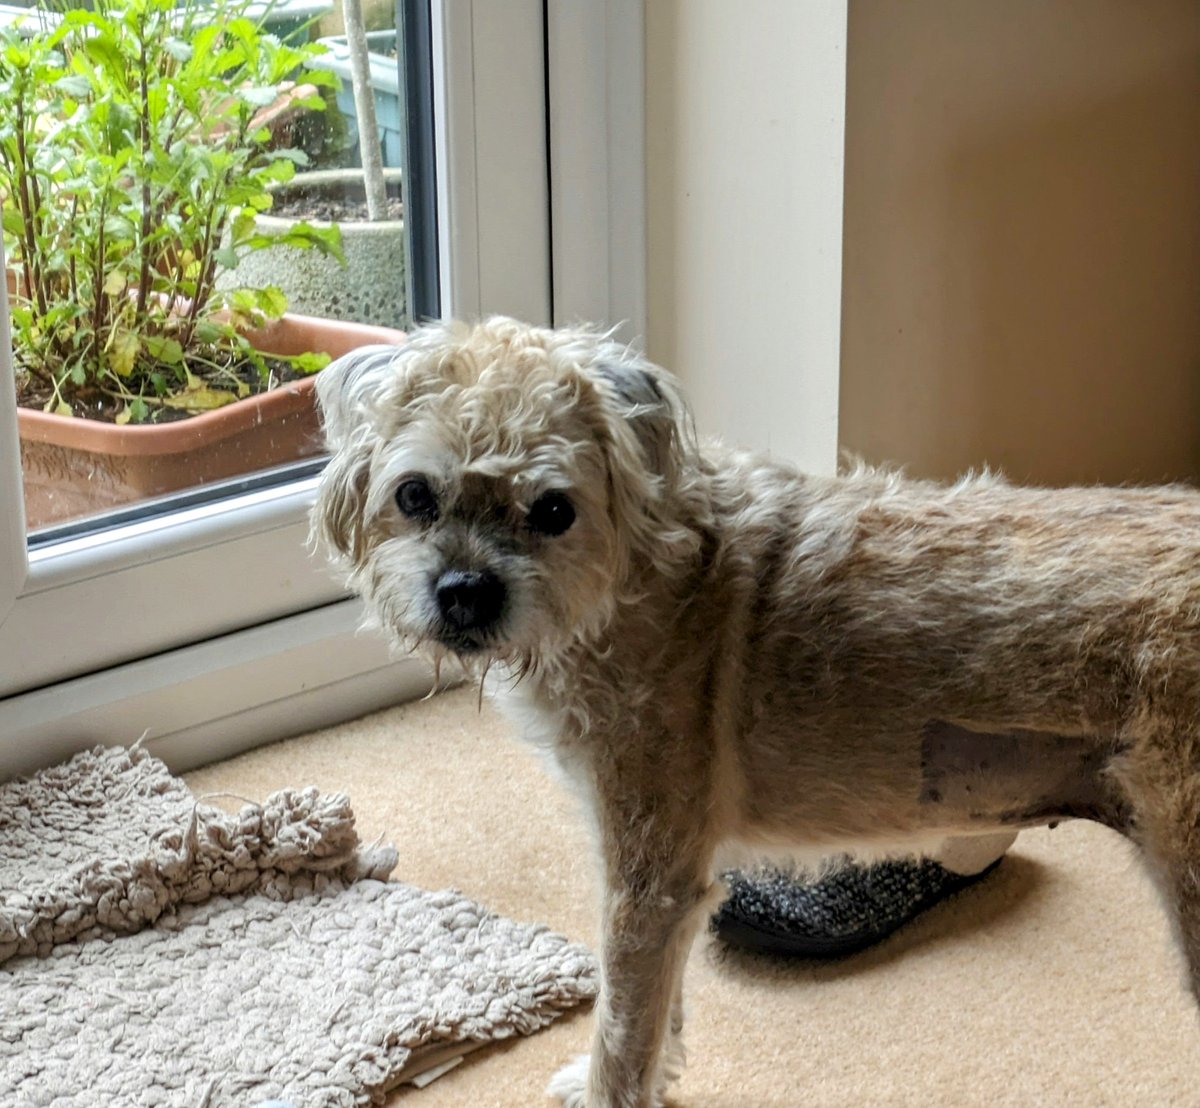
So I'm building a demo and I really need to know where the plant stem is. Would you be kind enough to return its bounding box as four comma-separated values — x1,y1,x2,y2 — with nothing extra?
342,0,388,221
67,195,79,304
135,22,153,317
182,166,233,347
91,189,109,368
13,98,47,316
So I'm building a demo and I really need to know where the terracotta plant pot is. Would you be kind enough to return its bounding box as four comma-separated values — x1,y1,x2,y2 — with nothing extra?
18,312,404,531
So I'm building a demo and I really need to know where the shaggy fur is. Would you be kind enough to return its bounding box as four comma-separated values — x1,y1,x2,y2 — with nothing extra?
313,317,1200,1108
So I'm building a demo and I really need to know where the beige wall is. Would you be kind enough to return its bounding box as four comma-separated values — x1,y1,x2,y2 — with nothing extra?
645,1,847,474
839,0,1200,487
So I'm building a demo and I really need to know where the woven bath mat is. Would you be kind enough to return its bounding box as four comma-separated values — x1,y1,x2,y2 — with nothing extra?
0,744,597,1106
0,744,388,966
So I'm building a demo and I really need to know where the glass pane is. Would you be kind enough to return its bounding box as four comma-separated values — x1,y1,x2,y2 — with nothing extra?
4,0,436,539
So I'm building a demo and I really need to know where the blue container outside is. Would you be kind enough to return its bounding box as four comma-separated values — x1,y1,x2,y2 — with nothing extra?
311,30,402,169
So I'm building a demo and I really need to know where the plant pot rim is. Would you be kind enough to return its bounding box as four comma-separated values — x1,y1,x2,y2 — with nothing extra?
278,167,404,189
318,29,397,45
262,168,405,230
16,311,404,457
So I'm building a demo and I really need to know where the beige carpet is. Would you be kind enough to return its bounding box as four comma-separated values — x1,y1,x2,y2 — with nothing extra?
186,687,1200,1107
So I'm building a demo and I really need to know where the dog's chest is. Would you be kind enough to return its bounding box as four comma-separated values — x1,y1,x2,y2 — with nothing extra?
491,679,595,797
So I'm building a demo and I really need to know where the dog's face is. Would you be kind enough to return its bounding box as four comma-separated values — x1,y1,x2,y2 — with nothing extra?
311,317,692,665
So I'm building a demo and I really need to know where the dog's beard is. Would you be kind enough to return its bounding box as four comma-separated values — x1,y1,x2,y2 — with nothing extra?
430,623,499,656
355,543,552,669
358,563,613,697
349,508,625,696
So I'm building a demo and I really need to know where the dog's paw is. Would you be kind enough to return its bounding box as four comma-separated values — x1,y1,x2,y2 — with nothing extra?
660,1034,687,1087
547,1055,591,1106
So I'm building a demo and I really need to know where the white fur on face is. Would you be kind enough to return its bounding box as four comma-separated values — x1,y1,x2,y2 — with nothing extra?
351,414,617,659
311,317,690,666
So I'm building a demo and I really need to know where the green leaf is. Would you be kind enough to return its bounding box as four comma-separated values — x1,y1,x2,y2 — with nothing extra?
54,75,92,99
162,37,193,63
290,351,331,375
257,158,297,184
193,321,227,346
244,221,344,265
309,71,341,94
143,335,184,365
81,36,126,89
224,284,287,324
257,285,287,318
115,395,151,425
103,214,134,239
2,42,32,70
161,382,241,412
237,86,280,108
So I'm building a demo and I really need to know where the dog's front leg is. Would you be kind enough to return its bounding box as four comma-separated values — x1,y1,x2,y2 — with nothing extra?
550,830,715,1108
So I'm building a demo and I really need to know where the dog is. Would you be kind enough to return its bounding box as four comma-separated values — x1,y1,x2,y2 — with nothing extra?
312,316,1200,1107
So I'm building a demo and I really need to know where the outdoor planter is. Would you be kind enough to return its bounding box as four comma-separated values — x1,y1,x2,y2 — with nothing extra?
311,30,402,166
222,167,406,330
2,0,365,534
18,312,404,531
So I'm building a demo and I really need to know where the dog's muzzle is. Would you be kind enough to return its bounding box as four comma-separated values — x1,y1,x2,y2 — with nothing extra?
434,569,507,647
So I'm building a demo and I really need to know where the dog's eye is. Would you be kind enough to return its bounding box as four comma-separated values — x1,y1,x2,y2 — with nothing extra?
527,491,575,537
396,477,438,521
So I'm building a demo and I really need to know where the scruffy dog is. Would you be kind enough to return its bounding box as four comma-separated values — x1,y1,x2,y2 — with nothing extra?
313,316,1200,1107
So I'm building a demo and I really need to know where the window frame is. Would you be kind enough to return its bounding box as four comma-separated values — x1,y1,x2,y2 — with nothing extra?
545,0,647,344
0,0,597,772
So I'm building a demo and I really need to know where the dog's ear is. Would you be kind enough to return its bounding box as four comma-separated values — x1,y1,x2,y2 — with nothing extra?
315,344,405,451
581,346,701,581
312,345,403,564
312,447,371,563
590,355,692,491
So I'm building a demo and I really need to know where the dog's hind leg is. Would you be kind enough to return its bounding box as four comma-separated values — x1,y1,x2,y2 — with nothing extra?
1153,854,1200,1008
1115,736,1200,1006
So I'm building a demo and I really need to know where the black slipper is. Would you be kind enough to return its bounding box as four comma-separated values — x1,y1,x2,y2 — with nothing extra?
711,856,1003,958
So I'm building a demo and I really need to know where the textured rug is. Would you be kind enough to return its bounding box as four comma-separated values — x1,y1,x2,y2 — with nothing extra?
0,744,597,1106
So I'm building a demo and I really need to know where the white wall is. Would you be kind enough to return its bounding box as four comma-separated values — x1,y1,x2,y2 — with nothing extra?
644,1,848,473
643,1,1200,487
839,0,1200,487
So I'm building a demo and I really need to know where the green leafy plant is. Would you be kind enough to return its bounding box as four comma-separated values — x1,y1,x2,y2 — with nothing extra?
0,0,344,423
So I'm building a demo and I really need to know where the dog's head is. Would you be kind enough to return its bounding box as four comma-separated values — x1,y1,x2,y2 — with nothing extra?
311,317,698,665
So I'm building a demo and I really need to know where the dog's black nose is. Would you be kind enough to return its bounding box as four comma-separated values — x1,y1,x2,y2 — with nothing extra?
435,569,507,633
